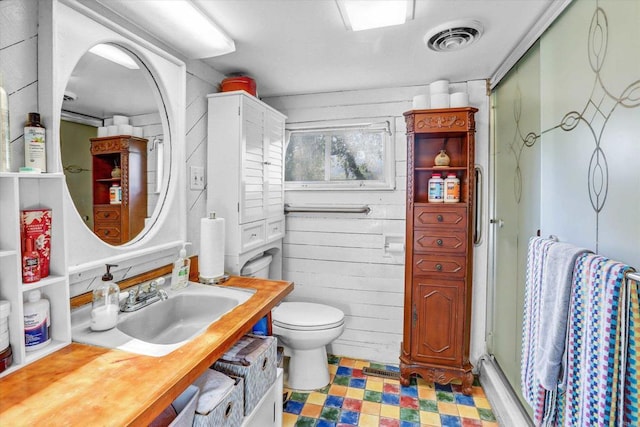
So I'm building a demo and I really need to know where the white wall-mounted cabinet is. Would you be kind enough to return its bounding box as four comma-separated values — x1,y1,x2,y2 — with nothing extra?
0,173,71,378
207,91,286,276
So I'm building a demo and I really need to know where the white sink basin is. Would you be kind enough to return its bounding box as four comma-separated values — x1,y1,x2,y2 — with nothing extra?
72,282,254,357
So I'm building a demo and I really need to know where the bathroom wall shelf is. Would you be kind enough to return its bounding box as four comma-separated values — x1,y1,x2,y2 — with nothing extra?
0,173,71,378
401,107,478,395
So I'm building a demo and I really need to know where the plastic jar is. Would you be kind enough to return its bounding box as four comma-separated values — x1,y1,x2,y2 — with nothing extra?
109,183,122,204
444,173,461,203
0,300,10,352
428,173,444,203
23,290,51,352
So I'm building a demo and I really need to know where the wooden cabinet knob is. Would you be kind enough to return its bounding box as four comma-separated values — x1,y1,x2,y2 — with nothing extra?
104,213,110,218
437,215,443,222
104,230,110,235
436,239,443,246
435,263,443,271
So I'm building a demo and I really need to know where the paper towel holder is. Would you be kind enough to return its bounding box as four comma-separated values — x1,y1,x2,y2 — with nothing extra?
199,273,229,285
198,211,228,285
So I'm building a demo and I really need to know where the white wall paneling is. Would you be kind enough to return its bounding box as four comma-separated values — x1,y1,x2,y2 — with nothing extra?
265,81,490,364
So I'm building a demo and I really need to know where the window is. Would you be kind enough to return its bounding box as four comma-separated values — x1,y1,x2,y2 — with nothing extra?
285,120,395,190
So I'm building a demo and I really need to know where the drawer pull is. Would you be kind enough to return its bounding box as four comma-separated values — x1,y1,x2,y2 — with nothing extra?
262,357,268,371
104,213,110,218
436,239,443,246
437,215,443,222
435,263,443,271
251,233,257,238
104,230,110,235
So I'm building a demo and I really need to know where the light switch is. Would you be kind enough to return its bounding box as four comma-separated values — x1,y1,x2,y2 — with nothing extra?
190,166,205,190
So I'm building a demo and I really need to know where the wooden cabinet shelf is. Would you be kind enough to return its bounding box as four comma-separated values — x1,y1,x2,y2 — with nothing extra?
90,135,147,245
401,107,477,395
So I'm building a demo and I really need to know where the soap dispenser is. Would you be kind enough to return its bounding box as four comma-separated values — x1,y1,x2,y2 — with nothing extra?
171,243,192,290
91,264,120,331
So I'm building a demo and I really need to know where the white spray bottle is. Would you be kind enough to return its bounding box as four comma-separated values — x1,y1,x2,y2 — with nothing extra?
171,242,191,290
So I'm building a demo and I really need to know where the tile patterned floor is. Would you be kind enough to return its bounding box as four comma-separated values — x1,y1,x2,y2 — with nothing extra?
283,355,498,427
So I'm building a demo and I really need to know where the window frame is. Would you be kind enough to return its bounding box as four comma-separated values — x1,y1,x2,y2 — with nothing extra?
284,117,396,191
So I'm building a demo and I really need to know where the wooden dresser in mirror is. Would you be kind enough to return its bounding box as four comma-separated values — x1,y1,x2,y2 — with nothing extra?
90,135,148,245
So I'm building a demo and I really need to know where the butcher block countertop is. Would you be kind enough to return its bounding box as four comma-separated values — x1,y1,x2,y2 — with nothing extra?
0,276,293,426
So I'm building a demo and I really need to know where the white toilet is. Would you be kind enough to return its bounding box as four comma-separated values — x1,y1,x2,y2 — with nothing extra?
241,254,346,391
272,302,345,390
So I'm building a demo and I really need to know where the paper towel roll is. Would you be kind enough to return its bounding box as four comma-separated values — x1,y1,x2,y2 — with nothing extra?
450,92,469,107
412,94,429,110
429,79,449,94
430,93,450,109
199,214,225,281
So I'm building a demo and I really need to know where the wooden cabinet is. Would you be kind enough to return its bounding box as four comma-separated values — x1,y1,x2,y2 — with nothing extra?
400,107,477,394
90,136,147,245
207,92,286,275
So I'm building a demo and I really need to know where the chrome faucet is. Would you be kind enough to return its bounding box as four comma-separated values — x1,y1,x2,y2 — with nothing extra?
121,277,168,312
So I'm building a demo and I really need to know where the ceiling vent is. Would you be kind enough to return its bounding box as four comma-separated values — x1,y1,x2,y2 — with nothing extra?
424,20,483,52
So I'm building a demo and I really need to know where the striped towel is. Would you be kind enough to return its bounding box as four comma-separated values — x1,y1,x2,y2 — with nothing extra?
559,254,637,427
521,236,555,425
623,275,640,426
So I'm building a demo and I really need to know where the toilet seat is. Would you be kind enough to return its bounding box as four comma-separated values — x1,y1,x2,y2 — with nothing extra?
272,302,344,331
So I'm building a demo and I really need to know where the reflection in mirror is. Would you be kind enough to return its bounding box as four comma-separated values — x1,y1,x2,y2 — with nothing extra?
60,43,168,245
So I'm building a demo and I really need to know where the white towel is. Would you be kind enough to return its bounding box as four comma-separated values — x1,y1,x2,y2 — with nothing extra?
193,369,235,415
535,241,591,391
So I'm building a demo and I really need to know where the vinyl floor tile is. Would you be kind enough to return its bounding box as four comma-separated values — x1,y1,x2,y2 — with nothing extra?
283,355,496,427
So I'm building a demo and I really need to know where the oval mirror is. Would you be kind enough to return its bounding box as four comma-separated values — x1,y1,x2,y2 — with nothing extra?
60,43,169,246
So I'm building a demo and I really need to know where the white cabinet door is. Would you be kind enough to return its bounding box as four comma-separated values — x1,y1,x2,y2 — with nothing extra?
240,98,266,224
265,110,284,218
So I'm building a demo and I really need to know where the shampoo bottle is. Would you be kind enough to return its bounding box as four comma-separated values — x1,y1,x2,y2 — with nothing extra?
24,112,46,173
24,290,50,352
22,237,41,284
171,242,191,290
91,264,120,331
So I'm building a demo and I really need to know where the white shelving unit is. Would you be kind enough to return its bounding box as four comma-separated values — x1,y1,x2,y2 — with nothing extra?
207,92,287,277
0,173,71,378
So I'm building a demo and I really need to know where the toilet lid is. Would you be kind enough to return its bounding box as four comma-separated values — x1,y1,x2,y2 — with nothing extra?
272,302,344,330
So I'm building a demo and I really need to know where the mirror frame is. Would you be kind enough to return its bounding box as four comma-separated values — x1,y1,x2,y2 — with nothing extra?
40,0,187,274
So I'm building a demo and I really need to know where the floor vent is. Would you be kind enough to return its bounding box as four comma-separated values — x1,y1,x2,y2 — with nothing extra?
362,367,400,380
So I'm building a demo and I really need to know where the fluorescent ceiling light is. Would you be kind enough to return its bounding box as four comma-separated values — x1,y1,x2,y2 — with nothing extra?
96,0,235,59
337,0,414,31
89,44,140,69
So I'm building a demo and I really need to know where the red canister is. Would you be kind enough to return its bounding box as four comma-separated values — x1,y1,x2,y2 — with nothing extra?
220,76,257,96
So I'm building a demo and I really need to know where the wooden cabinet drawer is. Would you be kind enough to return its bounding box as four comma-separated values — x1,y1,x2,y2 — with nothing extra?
266,217,284,242
413,229,467,254
414,206,466,229
94,205,122,222
93,223,122,244
413,254,466,279
241,221,266,251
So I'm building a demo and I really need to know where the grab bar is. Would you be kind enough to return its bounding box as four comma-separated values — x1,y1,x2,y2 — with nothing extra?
284,204,371,214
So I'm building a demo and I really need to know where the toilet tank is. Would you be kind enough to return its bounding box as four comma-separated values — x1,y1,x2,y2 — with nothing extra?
241,254,272,279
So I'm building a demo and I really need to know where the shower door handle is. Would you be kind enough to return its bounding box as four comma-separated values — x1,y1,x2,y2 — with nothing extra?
490,218,504,228
474,165,483,246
